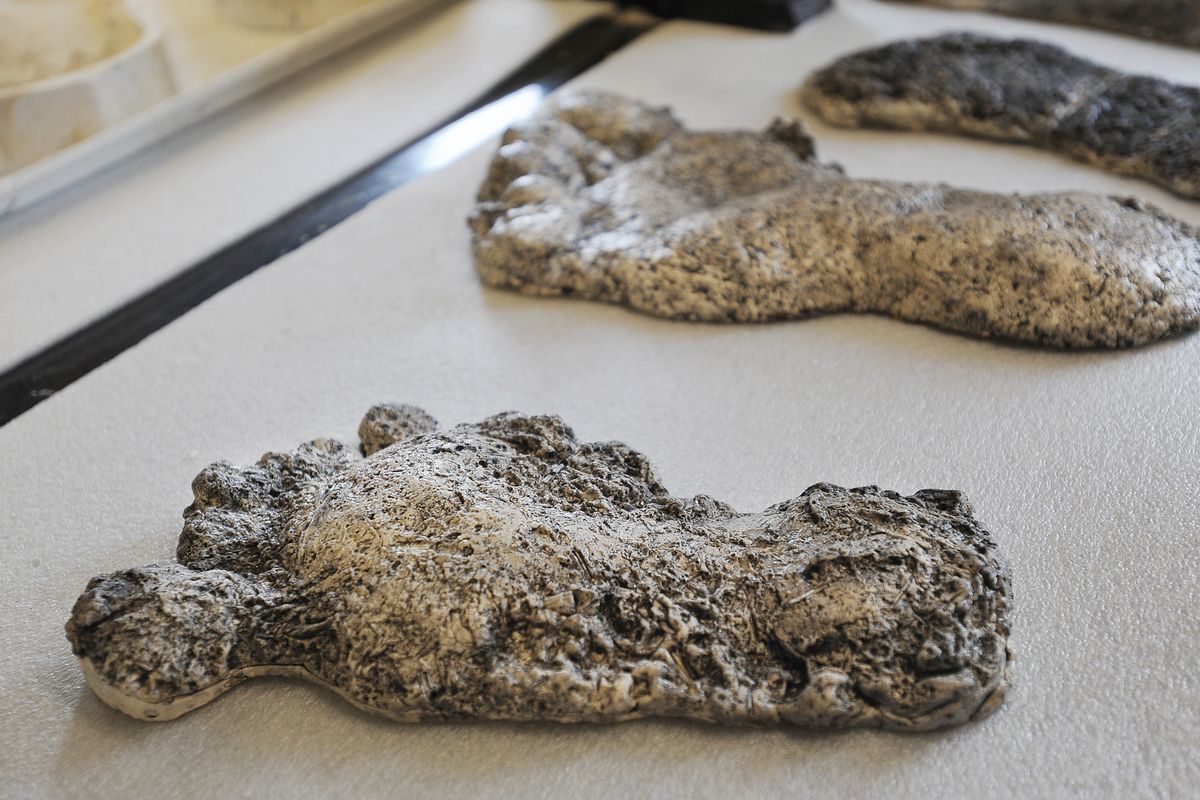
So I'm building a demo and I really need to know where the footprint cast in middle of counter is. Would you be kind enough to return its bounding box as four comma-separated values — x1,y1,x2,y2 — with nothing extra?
470,90,1200,349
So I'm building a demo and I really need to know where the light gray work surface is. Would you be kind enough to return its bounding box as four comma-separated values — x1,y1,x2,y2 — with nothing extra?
0,0,603,371
1,1,1198,797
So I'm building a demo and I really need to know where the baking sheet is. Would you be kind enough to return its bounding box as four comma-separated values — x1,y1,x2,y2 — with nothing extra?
0,0,607,372
2,0,1198,796
0,0,452,217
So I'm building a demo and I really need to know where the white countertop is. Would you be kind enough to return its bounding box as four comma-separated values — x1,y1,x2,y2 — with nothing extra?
1,1,1198,797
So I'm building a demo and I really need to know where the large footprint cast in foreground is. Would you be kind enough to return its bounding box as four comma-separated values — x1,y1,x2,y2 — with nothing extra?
471,90,1200,348
68,405,1012,732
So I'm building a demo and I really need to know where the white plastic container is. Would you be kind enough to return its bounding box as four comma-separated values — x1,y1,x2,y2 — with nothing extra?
0,0,446,217
0,1,176,176
215,0,374,30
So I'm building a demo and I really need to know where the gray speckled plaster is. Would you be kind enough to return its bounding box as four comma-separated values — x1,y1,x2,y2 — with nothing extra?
804,33,1200,198
472,90,1200,347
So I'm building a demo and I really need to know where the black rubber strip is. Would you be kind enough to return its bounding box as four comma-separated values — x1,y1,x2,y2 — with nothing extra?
619,0,831,31
0,12,657,428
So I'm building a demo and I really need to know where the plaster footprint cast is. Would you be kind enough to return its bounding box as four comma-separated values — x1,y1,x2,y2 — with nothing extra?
803,34,1200,199
470,91,1200,348
67,404,1013,731
884,1,1200,50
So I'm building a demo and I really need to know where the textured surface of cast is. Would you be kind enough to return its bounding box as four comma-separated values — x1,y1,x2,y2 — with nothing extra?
803,33,1200,198
67,404,1013,731
884,0,1200,49
0,0,141,88
470,91,1200,348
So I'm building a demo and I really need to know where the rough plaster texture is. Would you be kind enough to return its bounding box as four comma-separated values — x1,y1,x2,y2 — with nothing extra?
803,33,1200,199
0,0,605,371
472,89,1200,348
67,405,1012,730
2,2,1200,798
886,0,1200,49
